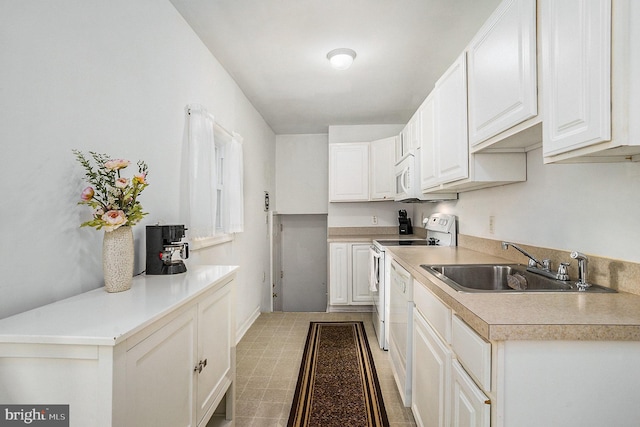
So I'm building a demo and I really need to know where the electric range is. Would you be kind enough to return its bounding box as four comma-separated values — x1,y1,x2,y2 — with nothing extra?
369,213,457,350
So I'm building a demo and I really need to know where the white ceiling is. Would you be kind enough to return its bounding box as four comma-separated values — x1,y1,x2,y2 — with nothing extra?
169,0,502,134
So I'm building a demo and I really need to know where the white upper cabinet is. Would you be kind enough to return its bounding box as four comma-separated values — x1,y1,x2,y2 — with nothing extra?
398,114,419,162
329,142,369,201
434,53,469,185
419,93,438,191
542,0,611,158
468,0,538,149
370,136,397,200
420,52,527,194
329,137,397,202
542,0,640,162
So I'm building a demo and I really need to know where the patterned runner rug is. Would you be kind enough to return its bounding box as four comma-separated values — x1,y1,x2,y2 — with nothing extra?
287,321,389,427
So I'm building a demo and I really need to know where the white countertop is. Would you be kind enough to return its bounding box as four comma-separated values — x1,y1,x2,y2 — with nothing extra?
0,265,238,346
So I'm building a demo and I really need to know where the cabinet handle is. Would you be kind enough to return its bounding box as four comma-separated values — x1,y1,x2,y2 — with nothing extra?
193,359,208,374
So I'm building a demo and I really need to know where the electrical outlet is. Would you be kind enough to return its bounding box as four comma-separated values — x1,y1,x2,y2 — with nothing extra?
372,215,378,225
489,215,495,234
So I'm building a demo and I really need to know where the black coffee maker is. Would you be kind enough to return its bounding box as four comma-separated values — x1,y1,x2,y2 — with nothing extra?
146,225,189,275
398,210,413,235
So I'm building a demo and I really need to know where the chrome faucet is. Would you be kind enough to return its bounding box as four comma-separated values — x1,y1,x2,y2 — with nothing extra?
501,241,565,280
501,241,548,269
570,251,591,290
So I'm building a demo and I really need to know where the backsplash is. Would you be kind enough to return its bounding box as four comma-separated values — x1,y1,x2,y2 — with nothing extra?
459,235,640,296
327,226,398,236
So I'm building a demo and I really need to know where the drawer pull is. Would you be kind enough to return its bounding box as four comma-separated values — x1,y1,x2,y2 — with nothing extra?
484,399,491,405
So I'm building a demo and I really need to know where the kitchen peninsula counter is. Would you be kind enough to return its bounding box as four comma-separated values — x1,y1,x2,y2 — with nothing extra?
386,246,640,341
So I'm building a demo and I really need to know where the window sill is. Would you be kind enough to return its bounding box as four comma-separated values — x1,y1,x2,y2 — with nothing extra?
190,234,234,250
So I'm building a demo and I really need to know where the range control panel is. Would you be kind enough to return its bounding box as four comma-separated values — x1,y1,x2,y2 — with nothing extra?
423,213,456,233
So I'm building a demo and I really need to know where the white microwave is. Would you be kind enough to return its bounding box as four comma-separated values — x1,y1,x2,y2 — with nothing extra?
394,150,457,202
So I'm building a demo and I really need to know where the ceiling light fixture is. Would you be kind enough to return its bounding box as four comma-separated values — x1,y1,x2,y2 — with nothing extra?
327,48,357,70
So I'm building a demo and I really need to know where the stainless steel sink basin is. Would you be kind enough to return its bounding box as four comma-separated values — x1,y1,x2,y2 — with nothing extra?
420,264,616,293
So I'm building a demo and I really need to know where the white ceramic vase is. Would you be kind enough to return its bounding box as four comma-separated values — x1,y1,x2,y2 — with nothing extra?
102,226,134,292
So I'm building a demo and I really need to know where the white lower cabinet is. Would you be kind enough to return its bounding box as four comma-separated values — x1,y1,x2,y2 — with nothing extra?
329,242,372,307
412,307,453,427
412,280,490,427
125,307,198,426
0,266,237,427
412,276,640,427
451,360,491,427
125,283,233,426
126,278,234,427
351,243,373,303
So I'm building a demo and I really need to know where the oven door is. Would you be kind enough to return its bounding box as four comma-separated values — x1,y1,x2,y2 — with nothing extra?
369,246,385,349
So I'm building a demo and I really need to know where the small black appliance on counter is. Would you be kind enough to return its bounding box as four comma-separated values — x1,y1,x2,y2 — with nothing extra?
398,210,413,235
146,225,189,275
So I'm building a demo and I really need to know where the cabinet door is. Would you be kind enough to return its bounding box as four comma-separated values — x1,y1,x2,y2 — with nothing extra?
196,282,233,425
419,93,437,190
329,243,349,304
329,143,369,201
412,309,453,427
399,114,419,160
468,0,537,146
126,308,197,427
435,53,469,184
398,126,408,162
351,244,373,303
541,0,611,157
451,360,490,427
370,136,397,200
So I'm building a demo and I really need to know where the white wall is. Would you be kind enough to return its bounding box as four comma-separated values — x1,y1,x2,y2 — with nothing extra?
413,147,640,263
328,124,406,227
275,134,328,214
0,0,275,328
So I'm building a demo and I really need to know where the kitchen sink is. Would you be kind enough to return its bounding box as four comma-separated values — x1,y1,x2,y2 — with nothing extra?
420,264,617,293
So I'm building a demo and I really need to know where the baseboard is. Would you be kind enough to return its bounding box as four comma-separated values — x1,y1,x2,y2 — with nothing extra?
236,305,260,345
327,305,374,313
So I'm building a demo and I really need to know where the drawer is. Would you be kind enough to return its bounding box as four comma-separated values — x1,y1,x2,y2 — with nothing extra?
413,281,451,343
451,315,491,391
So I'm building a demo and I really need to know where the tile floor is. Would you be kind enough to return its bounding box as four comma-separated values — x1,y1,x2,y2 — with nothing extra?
234,312,416,427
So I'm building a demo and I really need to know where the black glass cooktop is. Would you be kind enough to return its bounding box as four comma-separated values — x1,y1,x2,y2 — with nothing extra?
375,239,439,246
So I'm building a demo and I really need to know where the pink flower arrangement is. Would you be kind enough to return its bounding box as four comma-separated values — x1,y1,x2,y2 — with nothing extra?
73,150,149,232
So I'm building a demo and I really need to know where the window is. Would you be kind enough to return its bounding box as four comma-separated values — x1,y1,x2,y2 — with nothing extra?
215,141,224,233
185,105,243,249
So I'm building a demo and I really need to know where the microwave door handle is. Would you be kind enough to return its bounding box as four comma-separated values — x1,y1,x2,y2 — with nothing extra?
400,167,410,194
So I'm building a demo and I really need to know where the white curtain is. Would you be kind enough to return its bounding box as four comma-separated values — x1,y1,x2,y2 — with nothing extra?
223,133,244,233
186,105,217,238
